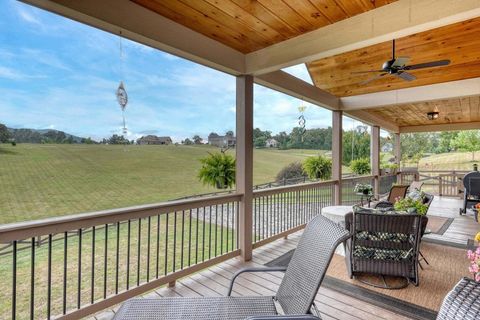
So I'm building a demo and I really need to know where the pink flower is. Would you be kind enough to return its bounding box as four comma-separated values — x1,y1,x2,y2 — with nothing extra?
469,264,479,273
468,250,475,260
476,247,480,255
476,273,480,282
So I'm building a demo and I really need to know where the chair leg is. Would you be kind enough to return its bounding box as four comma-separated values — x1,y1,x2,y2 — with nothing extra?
356,274,409,290
419,251,430,265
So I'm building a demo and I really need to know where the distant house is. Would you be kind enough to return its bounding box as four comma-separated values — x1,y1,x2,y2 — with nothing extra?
265,138,278,148
137,135,172,145
208,132,236,148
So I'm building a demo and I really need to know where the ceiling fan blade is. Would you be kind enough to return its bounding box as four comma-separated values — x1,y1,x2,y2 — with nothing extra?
351,70,384,74
404,59,451,70
391,57,410,68
359,73,388,85
395,71,416,81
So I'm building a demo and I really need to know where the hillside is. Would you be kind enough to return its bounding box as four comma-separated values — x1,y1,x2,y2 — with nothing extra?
7,127,87,143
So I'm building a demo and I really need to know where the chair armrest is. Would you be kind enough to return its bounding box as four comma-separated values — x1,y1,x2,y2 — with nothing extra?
374,201,394,209
227,267,287,296
246,316,320,320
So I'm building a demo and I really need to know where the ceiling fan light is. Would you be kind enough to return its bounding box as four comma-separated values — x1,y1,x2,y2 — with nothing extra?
427,111,439,120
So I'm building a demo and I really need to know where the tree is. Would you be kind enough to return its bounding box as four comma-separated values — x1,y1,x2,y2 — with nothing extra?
254,136,267,148
452,130,480,161
193,135,203,144
183,138,193,145
342,129,370,165
350,158,371,175
0,123,10,143
225,130,234,136
437,131,459,153
107,134,130,145
302,156,332,180
198,152,236,189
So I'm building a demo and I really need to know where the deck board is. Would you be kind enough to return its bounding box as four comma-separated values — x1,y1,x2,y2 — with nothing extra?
92,197,479,320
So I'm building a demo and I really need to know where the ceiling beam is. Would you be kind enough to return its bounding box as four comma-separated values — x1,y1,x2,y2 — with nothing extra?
345,110,400,133
255,71,339,111
20,0,246,75
340,78,480,111
245,0,480,75
400,122,480,133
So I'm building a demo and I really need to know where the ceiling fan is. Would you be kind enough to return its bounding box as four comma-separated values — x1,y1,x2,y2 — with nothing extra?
353,39,451,85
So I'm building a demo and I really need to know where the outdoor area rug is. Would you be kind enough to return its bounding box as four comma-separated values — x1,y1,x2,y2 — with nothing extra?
427,215,454,235
265,242,470,320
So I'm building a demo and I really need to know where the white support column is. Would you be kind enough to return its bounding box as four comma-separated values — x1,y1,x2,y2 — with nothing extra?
332,111,343,205
236,75,254,261
371,126,380,198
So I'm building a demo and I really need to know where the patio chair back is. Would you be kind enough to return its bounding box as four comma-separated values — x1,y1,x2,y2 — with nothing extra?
275,215,350,315
387,185,409,203
346,210,422,285
409,181,423,192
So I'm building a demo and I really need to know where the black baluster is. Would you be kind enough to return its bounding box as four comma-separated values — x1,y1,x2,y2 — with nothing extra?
147,216,151,281
12,240,17,320
77,229,82,310
91,226,95,304
115,222,120,294
47,234,52,319
63,232,67,314
137,219,141,286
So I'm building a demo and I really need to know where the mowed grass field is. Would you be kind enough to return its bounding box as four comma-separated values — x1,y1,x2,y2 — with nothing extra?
418,151,480,170
0,144,328,224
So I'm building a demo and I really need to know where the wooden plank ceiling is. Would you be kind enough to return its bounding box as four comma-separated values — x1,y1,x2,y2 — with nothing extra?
131,0,397,53
308,18,480,97
364,96,480,127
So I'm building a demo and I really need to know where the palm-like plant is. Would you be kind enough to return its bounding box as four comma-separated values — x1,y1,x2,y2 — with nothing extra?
302,156,332,180
198,152,236,189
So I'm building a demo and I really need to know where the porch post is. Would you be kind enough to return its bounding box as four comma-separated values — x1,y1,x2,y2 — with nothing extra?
394,133,401,182
371,126,380,198
236,75,254,261
332,111,343,205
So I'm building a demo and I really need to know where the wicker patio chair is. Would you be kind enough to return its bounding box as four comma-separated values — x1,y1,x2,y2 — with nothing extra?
374,185,409,209
113,215,350,320
436,277,480,320
344,209,422,289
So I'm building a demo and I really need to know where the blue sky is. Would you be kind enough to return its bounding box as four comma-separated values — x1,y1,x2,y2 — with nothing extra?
0,0,363,142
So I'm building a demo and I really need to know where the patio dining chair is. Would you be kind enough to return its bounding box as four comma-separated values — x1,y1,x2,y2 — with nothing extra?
113,214,350,320
374,185,409,209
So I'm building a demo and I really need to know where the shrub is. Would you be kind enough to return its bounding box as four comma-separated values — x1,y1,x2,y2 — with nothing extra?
276,162,306,182
302,156,332,180
198,152,236,189
350,158,371,175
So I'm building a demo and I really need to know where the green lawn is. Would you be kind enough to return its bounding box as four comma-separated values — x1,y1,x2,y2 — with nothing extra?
0,144,330,224
417,151,480,171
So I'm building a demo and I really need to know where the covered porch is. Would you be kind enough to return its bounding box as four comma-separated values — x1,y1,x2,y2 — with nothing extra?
2,0,480,319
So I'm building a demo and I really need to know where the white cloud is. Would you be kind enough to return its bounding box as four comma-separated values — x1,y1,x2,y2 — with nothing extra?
16,7,42,25
0,66,45,80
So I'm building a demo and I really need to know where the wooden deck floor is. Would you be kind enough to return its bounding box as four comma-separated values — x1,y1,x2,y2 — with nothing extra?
90,197,479,320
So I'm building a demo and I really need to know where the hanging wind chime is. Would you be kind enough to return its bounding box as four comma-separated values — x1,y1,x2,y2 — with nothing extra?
298,100,307,142
116,31,128,147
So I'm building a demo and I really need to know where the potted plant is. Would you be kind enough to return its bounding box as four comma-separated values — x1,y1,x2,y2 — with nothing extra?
354,183,373,195
393,197,428,215
198,152,236,189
